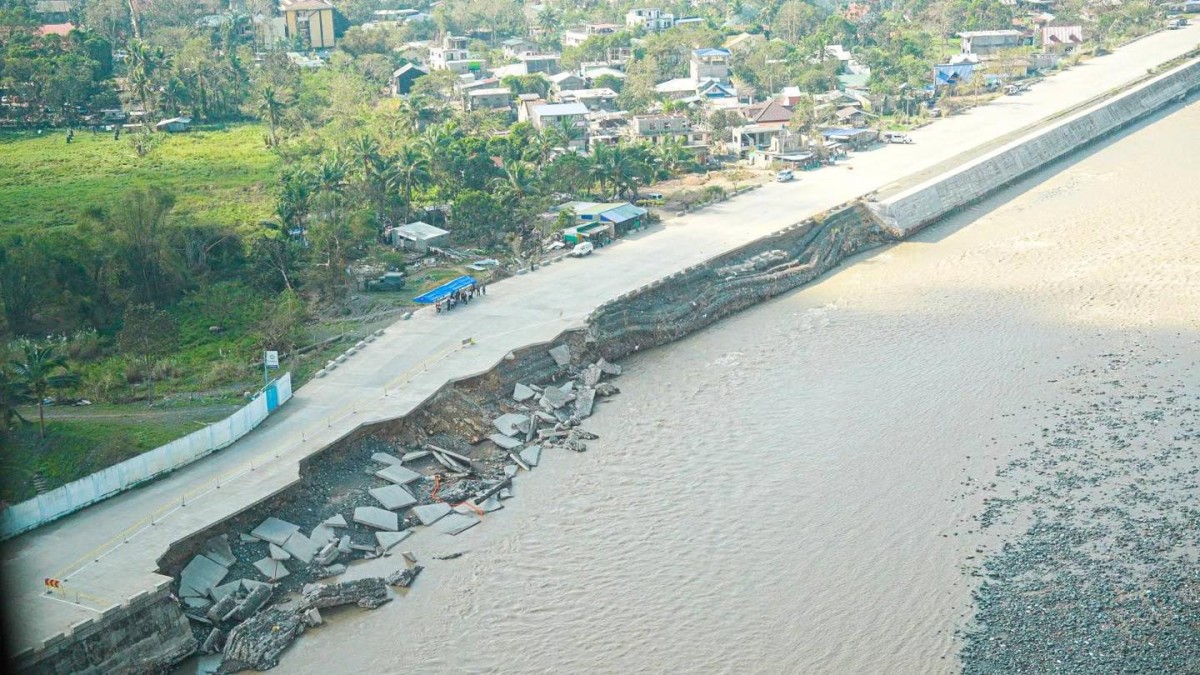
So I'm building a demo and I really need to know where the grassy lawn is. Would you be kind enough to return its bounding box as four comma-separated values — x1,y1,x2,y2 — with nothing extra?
0,409,233,503
0,124,278,233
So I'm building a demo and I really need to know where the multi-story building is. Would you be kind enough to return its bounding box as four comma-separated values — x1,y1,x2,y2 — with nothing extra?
625,8,674,31
429,35,483,74
562,23,621,47
690,48,731,83
959,29,1025,56
279,0,336,50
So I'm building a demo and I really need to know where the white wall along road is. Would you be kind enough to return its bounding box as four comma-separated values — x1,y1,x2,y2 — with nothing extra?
3,24,1198,656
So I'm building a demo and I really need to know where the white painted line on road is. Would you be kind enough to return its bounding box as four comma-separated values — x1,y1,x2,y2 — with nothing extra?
39,592,102,613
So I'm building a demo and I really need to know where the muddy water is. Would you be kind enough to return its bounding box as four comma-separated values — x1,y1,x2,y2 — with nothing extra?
282,100,1200,673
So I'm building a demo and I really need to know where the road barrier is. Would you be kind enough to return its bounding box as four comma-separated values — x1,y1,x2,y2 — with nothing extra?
0,374,294,540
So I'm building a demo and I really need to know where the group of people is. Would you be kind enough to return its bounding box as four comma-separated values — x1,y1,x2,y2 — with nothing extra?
435,283,485,313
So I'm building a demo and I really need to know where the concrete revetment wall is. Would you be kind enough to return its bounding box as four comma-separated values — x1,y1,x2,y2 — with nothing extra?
14,580,195,674
870,56,1200,236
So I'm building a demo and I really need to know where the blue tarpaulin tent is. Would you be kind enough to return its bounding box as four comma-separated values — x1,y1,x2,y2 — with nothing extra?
413,275,478,304
933,63,975,86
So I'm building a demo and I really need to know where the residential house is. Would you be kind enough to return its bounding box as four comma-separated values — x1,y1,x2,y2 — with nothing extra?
558,88,619,112
690,48,732,83
626,114,711,160
741,99,793,126
582,66,626,86
501,37,538,57
959,29,1025,55
588,111,630,147
155,117,192,133
821,127,877,149
834,106,867,127
389,221,451,252
723,32,765,53
390,63,428,96
466,87,513,111
280,0,337,50
515,94,544,124
530,102,589,149
673,17,704,27
286,51,325,68
562,23,620,47
626,8,674,31
254,13,288,49
933,63,976,87
430,35,483,74
519,54,560,75
34,1,72,22
555,202,649,241
1042,25,1083,51
549,72,586,93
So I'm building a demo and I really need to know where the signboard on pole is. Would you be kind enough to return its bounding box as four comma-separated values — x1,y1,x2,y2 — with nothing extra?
264,351,279,368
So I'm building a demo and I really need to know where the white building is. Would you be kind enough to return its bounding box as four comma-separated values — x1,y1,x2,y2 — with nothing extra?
625,8,674,31
429,35,483,74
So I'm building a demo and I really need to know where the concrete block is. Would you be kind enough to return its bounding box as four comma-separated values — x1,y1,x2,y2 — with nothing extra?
323,514,348,527
250,517,301,546
493,413,530,437
548,344,571,366
180,554,229,597
337,535,352,555
411,503,451,526
268,544,291,561
211,581,241,602
239,533,260,543
369,484,417,511
375,464,422,486
201,535,236,568
315,369,327,378
371,452,403,465
242,579,272,592
197,654,221,675
519,445,542,468
489,434,522,450
253,558,290,581
478,495,504,513
68,619,94,636
281,531,319,564
513,383,535,402
438,513,480,536
310,524,337,545
375,529,413,551
402,450,430,462
575,388,596,418
540,386,572,409
503,464,518,478
354,506,400,531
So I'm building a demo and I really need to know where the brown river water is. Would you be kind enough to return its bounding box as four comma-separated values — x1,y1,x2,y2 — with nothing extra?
278,99,1200,673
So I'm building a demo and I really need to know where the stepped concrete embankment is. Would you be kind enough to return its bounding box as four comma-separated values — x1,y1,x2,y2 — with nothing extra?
10,31,1200,673
871,54,1200,235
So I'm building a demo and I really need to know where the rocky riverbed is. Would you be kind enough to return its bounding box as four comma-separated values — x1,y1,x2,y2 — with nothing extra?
960,339,1200,672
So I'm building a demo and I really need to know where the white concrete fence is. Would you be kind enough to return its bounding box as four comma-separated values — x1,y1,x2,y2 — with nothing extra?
0,373,294,540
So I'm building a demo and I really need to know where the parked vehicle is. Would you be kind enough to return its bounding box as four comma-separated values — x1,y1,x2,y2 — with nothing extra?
364,271,406,291
1167,17,1185,29
775,169,795,182
570,242,595,257
882,131,913,144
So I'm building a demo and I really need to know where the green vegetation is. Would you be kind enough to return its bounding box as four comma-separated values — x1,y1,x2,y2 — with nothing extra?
0,125,277,232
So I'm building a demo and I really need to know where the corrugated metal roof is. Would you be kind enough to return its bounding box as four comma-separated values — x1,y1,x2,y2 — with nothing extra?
394,221,450,240
600,204,648,222
533,102,589,116
1043,25,1083,45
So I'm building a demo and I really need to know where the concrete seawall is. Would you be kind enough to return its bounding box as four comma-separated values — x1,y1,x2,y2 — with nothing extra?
20,53,1200,675
870,55,1200,235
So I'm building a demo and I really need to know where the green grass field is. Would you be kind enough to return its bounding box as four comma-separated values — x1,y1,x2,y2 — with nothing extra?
0,124,279,233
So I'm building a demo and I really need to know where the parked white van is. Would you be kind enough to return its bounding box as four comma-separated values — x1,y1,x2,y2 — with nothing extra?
882,131,913,144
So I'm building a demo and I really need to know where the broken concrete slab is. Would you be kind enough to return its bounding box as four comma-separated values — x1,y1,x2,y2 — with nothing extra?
369,484,417,511
238,533,260,543
519,444,542,467
575,388,596,418
207,594,237,623
534,410,556,424
375,464,422,486
492,413,530,437
303,608,323,627
371,452,403,466
386,565,423,588
354,506,400,531
489,433,522,450
375,529,413,551
323,514,347,528
411,502,452,526
540,386,572,409
478,495,504,513
337,535,352,555
201,536,236,568
438,513,480,536
301,578,389,611
310,524,337,546
314,564,346,579
242,580,272,592
504,464,519,478
211,580,241,603
268,544,291,561
252,558,290,581
559,380,575,394
180,555,229,597
582,364,601,387
513,383,535,402
281,531,319,564
595,382,620,397
402,450,430,462
548,344,571,366
184,596,212,610
196,654,221,675
315,543,339,566
250,517,301,546
597,358,621,376
498,487,513,500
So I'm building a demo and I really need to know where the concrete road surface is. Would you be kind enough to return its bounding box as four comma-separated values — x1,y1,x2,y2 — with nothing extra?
4,24,1198,654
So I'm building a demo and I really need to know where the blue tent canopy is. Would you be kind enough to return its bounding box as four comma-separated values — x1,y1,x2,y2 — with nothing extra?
413,275,478,304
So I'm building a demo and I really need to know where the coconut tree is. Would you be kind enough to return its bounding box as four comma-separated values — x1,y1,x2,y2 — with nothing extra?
258,86,287,147
388,144,431,222
11,342,78,439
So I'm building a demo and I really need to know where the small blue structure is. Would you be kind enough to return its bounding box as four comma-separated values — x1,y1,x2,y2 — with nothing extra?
413,275,478,304
933,63,975,86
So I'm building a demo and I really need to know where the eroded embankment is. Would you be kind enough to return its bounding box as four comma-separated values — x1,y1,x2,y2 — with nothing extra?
102,201,888,673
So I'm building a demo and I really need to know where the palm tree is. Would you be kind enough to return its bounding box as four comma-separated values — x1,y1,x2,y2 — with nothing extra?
0,359,31,438
492,160,539,209
396,94,437,135
654,136,693,178
258,86,286,147
589,143,617,197
11,342,79,440
387,144,431,222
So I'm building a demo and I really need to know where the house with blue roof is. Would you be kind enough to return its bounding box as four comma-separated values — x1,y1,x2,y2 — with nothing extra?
691,47,732,83
553,201,649,243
